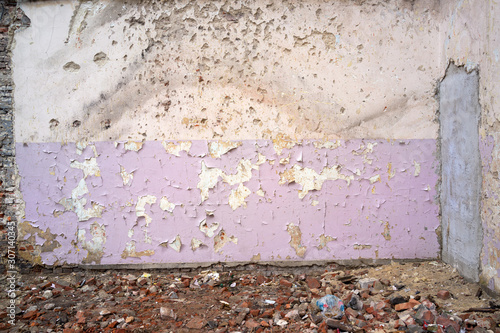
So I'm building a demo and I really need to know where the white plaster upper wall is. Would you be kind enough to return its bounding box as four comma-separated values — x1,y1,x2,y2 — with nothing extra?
440,0,500,130
14,0,442,143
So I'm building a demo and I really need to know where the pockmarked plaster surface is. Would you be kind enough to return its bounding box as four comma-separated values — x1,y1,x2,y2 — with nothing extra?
17,139,439,265
12,0,443,266
13,0,441,143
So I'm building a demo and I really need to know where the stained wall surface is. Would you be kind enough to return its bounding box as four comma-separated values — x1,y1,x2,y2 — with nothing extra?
439,0,500,293
440,63,482,282
12,0,444,266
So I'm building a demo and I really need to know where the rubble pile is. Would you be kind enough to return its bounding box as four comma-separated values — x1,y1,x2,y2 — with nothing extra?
0,261,499,332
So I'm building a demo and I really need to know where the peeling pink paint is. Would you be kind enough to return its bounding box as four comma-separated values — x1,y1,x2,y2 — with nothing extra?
16,139,439,265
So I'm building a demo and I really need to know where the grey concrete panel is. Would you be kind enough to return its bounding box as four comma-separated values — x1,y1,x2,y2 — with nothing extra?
440,63,482,282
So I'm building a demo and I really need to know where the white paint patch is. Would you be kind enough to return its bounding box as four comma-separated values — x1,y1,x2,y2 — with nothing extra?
313,140,341,149
160,196,176,213
124,141,144,151
191,238,204,251
414,161,421,176
228,183,251,210
70,158,101,178
199,219,219,238
214,229,238,253
120,166,134,186
208,141,242,158
197,161,223,202
59,178,105,221
162,141,192,156
221,159,259,186
369,174,381,184
135,195,157,226
279,165,354,199
169,235,182,252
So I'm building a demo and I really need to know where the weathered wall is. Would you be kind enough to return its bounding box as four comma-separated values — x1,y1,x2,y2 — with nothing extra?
0,1,29,272
439,63,482,282
439,0,500,293
12,0,444,266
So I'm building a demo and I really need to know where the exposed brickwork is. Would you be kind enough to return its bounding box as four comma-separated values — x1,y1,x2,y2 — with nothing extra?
0,1,29,272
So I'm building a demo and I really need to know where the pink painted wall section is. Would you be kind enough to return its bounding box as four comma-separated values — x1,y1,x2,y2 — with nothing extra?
16,139,439,265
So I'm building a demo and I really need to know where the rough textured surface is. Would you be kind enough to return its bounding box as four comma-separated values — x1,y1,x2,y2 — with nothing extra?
439,0,500,294
0,1,29,273
16,139,439,265
6,0,500,296
13,0,441,143
1,261,498,332
439,63,482,282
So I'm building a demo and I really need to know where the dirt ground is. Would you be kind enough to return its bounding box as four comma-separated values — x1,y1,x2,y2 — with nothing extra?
0,260,499,332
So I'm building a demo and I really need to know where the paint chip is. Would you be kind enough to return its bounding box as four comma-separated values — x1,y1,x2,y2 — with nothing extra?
125,141,144,151
121,241,154,259
169,235,182,252
317,234,337,250
78,222,106,264
135,195,157,226
279,165,354,199
59,179,105,221
272,133,296,155
382,221,391,241
208,141,242,158
369,174,381,184
120,166,134,186
199,219,219,238
197,161,223,202
414,161,421,176
387,162,395,180
228,183,251,210
162,141,192,156
70,158,101,178
191,238,204,251
313,140,341,149
214,229,238,253
160,196,176,213
287,223,306,258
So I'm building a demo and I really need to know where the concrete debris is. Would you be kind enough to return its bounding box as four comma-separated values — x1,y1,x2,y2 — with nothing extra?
0,261,498,332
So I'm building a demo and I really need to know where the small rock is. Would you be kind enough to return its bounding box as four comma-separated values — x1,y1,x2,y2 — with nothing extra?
186,317,205,329
276,319,288,328
160,307,176,320
100,309,112,316
285,309,299,320
358,278,377,289
348,294,364,311
42,290,53,299
44,303,55,310
390,295,407,306
26,305,38,312
149,285,158,293
125,316,134,323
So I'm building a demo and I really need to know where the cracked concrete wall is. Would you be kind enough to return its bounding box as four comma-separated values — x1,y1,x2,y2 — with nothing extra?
12,0,444,266
439,0,500,294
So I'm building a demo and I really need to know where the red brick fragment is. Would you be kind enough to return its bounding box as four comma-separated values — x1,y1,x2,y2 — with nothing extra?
279,279,292,288
437,290,451,300
306,277,321,289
